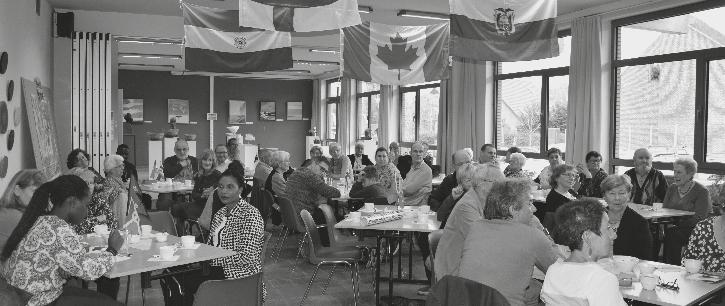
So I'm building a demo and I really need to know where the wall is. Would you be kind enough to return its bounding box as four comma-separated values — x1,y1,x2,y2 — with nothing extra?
0,0,53,189
119,70,313,167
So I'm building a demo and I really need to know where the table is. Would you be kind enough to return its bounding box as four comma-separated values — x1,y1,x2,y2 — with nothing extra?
629,203,696,220
336,205,440,305
140,183,194,194
620,262,725,306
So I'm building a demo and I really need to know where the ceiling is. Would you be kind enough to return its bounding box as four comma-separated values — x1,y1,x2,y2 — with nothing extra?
48,0,621,78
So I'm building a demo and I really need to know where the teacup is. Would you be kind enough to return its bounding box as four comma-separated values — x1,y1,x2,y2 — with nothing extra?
184,180,192,186
636,262,656,276
640,274,659,290
419,205,430,214
684,258,703,274
181,235,196,248
653,202,663,210
141,225,153,235
348,212,362,221
155,232,168,242
93,224,109,235
363,203,375,211
159,246,176,260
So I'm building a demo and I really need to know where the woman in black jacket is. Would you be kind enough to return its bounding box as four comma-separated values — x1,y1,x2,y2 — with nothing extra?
601,174,653,260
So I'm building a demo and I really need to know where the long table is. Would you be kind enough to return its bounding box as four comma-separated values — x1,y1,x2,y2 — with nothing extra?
336,205,440,305
621,262,725,306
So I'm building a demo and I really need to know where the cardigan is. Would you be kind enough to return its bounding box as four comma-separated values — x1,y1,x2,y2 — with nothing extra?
624,168,667,205
663,182,711,229
544,189,577,214
612,206,653,260
348,182,388,202
578,168,608,198
162,155,198,180
286,167,341,216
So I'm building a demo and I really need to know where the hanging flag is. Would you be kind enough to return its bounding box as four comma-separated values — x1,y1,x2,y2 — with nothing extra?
239,0,361,32
449,0,559,61
342,21,450,86
123,178,146,235
183,2,293,73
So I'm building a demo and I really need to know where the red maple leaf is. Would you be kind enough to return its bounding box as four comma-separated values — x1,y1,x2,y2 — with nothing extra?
377,33,419,79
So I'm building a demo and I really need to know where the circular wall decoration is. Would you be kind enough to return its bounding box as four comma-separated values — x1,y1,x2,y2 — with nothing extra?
13,107,20,127
0,102,7,134
6,130,14,151
0,156,8,178
0,52,7,74
6,80,13,101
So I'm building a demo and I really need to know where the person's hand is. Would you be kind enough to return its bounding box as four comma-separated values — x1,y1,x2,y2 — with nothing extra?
107,230,124,253
576,163,592,178
202,187,213,198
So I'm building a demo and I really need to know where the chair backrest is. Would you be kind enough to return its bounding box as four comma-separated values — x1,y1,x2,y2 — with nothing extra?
142,211,177,236
259,189,275,212
193,272,263,306
299,209,323,261
261,231,272,265
277,197,305,233
426,275,510,306
428,229,444,286
318,204,339,247
373,197,389,206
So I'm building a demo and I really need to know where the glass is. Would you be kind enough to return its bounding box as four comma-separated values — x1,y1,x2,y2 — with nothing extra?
327,103,337,140
618,7,725,60
548,75,569,153
358,81,380,92
707,59,725,163
615,60,695,161
328,80,341,97
497,76,542,153
370,94,380,141
357,96,369,138
401,91,416,143
500,36,571,73
419,86,440,146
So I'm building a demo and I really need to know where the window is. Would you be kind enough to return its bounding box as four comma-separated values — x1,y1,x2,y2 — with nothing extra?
612,2,725,173
495,34,571,160
326,78,341,140
356,81,380,141
400,81,441,162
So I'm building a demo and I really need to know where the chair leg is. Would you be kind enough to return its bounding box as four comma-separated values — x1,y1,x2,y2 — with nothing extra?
321,264,338,295
300,263,323,306
124,275,131,305
350,263,359,306
291,233,308,272
273,225,289,262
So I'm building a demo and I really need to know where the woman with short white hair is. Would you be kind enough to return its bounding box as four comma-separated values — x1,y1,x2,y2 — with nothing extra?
504,152,528,179
266,150,291,198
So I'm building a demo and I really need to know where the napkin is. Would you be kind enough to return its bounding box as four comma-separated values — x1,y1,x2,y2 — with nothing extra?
360,211,403,226
148,255,180,262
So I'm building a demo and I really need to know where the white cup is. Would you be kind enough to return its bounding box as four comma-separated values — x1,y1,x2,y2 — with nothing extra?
653,202,663,210
419,205,430,214
155,233,168,242
181,235,196,248
93,224,109,235
636,262,656,276
184,180,192,186
684,258,703,274
348,212,362,221
166,178,173,183
640,274,659,290
159,246,175,260
364,203,375,211
129,234,140,244
141,225,152,235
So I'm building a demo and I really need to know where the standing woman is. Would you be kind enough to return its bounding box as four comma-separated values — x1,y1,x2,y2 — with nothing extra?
183,162,266,305
0,169,46,250
1,175,124,306
373,147,404,204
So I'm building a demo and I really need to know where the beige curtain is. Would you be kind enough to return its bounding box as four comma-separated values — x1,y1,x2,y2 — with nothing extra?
438,59,490,174
311,79,325,139
378,85,399,149
338,78,357,154
565,16,606,165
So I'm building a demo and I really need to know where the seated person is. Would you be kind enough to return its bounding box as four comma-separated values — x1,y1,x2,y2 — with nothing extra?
171,149,221,233
286,157,341,246
457,179,558,306
541,199,626,306
163,139,198,181
348,142,373,171
0,170,46,251
478,143,498,165
601,174,653,260
66,148,104,190
373,147,403,204
349,166,388,204
402,141,432,206
214,144,232,173
116,144,138,183
502,146,522,174
328,142,352,179
429,149,471,211
663,157,712,264
74,155,128,234
624,148,667,205
575,151,608,198
504,153,529,179
253,149,273,187
436,162,476,228
542,164,579,223
534,147,563,190
182,165,266,305
682,210,725,273
1,175,124,306
265,150,290,198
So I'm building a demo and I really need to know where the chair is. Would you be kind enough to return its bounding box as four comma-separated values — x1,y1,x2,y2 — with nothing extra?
193,272,264,306
428,229,444,288
318,204,355,247
299,209,363,306
261,231,272,265
141,211,178,236
273,197,306,264
259,189,275,224
426,275,510,306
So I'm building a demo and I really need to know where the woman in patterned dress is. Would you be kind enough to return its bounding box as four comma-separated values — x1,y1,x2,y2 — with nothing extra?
182,161,266,305
1,175,124,306
373,147,403,204
682,211,725,273
73,155,128,235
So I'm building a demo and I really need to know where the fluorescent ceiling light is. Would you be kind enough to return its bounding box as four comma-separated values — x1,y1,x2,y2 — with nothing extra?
358,5,373,13
283,69,312,73
118,63,176,69
309,48,339,54
294,60,339,65
119,53,182,60
116,36,182,45
397,9,448,21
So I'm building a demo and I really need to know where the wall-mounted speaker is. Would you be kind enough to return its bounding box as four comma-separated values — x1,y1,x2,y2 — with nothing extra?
55,12,74,38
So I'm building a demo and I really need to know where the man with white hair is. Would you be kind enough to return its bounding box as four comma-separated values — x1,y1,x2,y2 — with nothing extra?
162,139,198,180
429,149,472,211
624,148,667,205
348,142,373,170
253,148,274,187
403,141,433,206
328,142,351,179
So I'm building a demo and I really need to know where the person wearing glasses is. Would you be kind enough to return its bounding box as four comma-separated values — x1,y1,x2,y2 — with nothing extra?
214,144,232,173
601,174,653,260
542,165,579,226
576,151,608,198
534,148,564,190
285,156,341,247
429,149,472,212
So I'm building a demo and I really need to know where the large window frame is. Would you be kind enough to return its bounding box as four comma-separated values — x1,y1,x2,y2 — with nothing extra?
610,1,725,173
493,30,571,160
356,81,381,140
399,81,441,150
326,78,341,141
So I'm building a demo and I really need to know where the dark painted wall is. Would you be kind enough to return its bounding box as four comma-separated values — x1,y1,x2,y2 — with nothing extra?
119,70,313,168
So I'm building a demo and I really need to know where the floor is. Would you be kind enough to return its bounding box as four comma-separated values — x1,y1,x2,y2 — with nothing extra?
102,225,429,305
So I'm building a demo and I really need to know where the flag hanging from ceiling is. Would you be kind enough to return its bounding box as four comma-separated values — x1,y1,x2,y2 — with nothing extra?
449,0,559,61
182,2,292,73
239,0,361,32
342,21,449,86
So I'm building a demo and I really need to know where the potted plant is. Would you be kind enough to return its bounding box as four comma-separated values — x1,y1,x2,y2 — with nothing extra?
165,117,179,137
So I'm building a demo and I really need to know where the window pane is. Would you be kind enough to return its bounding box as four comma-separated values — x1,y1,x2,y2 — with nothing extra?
357,97,369,138
497,77,542,153
547,75,569,153
401,92,416,143
328,80,341,98
327,103,337,140
615,60,695,162
618,7,725,60
419,86,440,146
358,81,380,93
707,59,725,163
370,94,380,141
500,36,571,74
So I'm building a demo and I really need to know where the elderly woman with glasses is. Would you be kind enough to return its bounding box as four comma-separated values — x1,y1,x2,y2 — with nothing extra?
374,147,403,204
543,164,579,217
601,174,653,260
575,151,608,198
457,179,559,306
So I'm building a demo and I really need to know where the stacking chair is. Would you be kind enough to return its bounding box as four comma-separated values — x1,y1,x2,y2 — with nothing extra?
426,275,510,306
299,209,364,306
143,210,178,236
427,229,444,288
261,231,272,265
193,272,264,306
274,197,307,264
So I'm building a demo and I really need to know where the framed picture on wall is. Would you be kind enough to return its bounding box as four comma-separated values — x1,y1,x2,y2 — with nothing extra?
168,99,189,123
286,101,303,120
122,98,144,122
228,100,247,124
259,101,276,121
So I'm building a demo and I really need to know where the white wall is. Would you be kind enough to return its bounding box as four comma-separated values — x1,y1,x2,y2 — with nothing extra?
0,0,54,189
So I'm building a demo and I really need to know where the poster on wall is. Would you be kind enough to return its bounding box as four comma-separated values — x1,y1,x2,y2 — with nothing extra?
286,101,303,120
22,78,62,179
259,101,276,121
122,98,144,122
168,99,189,123
228,100,247,124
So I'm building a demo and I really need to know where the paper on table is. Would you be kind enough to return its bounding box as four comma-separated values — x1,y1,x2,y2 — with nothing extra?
128,239,152,251
148,255,180,262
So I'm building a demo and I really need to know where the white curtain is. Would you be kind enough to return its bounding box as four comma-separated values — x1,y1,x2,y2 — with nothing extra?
311,79,325,139
565,16,606,165
438,59,490,174
378,85,399,149
338,78,357,154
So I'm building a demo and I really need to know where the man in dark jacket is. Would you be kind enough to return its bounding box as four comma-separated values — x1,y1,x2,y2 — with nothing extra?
162,139,198,180
349,166,388,203
429,149,471,212
348,142,373,170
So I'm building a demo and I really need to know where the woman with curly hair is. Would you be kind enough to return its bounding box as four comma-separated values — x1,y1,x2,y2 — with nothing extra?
66,148,104,190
